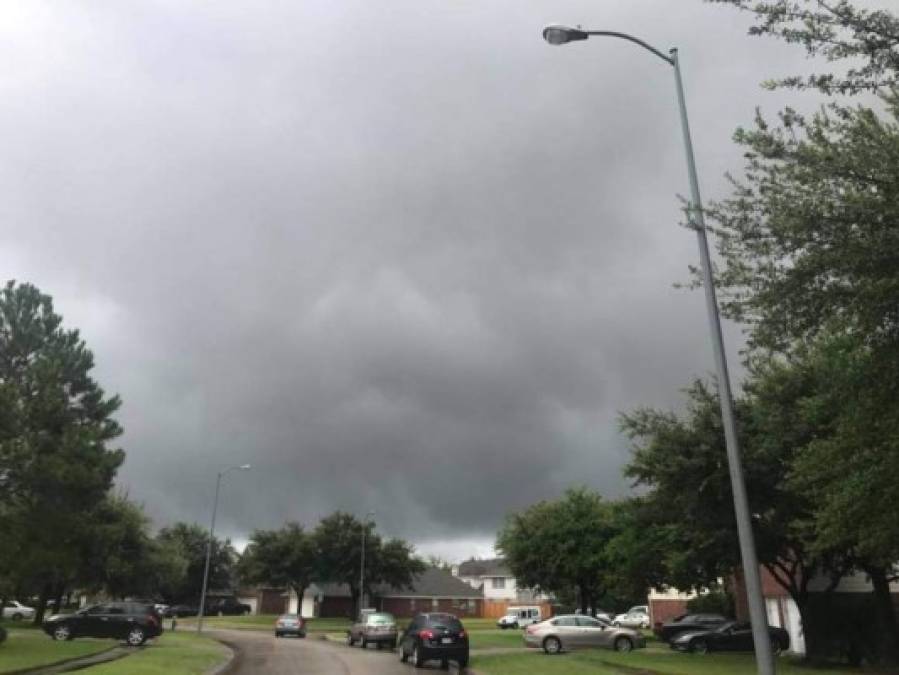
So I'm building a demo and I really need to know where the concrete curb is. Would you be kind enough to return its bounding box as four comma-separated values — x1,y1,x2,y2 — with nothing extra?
7,645,136,674
203,636,237,675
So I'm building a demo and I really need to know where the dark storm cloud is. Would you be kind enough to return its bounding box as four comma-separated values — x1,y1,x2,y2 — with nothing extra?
0,1,824,552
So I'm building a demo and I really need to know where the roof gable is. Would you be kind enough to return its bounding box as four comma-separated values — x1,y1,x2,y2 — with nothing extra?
456,557,510,577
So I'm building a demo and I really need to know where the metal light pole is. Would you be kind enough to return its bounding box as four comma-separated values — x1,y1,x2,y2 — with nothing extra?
359,511,375,614
197,463,251,633
542,25,775,675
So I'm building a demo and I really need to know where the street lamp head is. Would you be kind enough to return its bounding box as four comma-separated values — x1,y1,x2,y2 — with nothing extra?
542,24,589,46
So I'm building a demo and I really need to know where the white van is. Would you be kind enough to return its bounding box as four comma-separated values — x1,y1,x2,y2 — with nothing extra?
496,606,542,629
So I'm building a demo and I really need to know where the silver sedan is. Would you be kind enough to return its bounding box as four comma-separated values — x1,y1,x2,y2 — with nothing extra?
524,614,646,654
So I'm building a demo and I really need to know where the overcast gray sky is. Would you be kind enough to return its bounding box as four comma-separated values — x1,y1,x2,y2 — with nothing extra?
0,1,834,560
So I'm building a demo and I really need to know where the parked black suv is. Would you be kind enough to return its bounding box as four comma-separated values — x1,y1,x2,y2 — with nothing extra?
164,604,199,618
43,602,162,646
398,613,469,669
205,597,251,616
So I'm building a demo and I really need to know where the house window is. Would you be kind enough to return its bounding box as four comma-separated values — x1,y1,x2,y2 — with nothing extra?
491,577,506,589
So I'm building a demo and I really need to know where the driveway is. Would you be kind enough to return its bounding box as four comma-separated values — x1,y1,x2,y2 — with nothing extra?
214,629,464,675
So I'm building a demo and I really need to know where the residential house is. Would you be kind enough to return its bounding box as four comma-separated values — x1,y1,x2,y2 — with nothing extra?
241,567,483,619
452,557,551,619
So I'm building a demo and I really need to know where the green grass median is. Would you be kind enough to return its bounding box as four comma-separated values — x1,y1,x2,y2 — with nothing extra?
79,632,229,674
473,646,879,675
0,628,112,673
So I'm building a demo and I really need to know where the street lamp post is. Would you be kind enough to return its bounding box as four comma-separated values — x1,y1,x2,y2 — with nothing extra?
197,463,252,633
359,511,375,614
542,25,776,675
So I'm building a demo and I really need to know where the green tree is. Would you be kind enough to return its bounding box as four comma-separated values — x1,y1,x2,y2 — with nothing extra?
156,523,236,603
709,0,899,94
76,495,187,601
240,523,317,614
620,376,853,660
496,487,617,615
313,512,424,616
0,281,124,623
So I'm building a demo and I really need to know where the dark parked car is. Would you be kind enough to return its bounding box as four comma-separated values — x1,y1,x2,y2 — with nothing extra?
205,597,251,616
274,614,306,638
670,620,790,654
398,613,469,669
347,611,397,649
43,602,162,646
164,604,198,618
658,613,728,643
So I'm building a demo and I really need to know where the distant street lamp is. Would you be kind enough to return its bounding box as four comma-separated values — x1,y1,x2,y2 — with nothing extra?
359,511,375,612
541,24,775,675
197,463,251,633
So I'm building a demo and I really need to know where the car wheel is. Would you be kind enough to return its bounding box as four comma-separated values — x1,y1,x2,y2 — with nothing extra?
12,613,23,622
346,632,355,646
126,627,146,647
441,660,449,670
413,644,425,667
360,637,368,649
691,638,709,655
614,637,634,653
52,625,72,641
543,636,562,654
457,657,469,669
773,639,784,656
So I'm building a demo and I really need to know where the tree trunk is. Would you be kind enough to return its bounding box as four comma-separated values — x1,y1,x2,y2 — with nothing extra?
291,585,307,617
868,565,899,664
32,583,51,626
52,584,65,617
790,592,829,663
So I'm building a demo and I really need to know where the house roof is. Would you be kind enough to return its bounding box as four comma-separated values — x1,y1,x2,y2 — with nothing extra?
457,558,510,577
379,567,482,599
312,567,482,600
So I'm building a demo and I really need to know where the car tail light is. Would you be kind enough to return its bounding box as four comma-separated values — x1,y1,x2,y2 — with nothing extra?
146,615,158,627
418,629,435,640
458,630,466,638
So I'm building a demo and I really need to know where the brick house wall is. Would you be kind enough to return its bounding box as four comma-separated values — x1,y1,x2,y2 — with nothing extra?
320,596,354,618
649,599,688,626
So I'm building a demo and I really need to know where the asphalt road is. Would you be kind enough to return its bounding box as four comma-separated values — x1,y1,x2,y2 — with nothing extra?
217,629,464,675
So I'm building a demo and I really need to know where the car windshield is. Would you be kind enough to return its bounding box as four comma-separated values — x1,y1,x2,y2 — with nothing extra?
366,613,394,625
280,615,299,620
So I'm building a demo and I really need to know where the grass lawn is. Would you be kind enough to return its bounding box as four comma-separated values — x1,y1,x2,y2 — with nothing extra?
467,628,527,650
0,628,112,673
473,646,877,675
79,632,229,674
